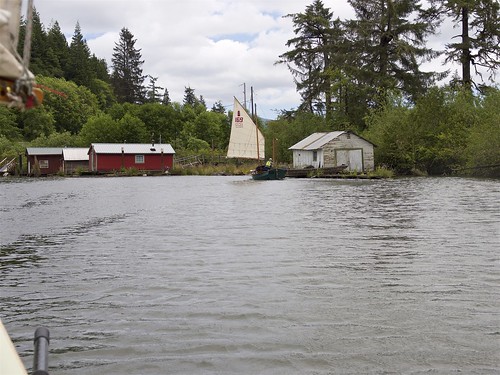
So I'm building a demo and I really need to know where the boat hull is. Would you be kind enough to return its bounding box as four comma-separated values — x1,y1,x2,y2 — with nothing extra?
251,167,287,180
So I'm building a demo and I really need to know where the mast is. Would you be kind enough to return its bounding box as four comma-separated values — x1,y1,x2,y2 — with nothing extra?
23,0,34,68
251,86,260,162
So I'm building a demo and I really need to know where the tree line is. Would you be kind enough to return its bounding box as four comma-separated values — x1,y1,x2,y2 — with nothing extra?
0,1,499,177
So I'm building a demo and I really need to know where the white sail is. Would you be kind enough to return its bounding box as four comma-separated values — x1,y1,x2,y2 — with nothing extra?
227,97,265,160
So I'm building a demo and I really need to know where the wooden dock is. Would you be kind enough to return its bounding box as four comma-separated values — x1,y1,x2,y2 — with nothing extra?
286,166,348,178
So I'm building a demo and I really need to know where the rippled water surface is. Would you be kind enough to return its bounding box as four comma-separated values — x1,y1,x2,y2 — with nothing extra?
1,176,499,374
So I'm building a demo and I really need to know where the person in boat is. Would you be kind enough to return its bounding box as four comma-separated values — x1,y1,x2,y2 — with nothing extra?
265,158,273,169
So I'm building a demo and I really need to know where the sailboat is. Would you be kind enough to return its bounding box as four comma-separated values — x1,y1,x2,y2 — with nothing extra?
227,97,286,180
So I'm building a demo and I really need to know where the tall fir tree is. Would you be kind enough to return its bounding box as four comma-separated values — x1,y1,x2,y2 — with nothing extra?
18,9,48,75
111,28,146,104
432,0,500,90
277,0,336,118
45,21,69,78
146,75,164,103
346,0,442,104
66,22,94,87
162,88,171,106
183,86,197,106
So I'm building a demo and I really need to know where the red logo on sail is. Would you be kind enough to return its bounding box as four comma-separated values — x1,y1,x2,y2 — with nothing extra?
235,110,244,127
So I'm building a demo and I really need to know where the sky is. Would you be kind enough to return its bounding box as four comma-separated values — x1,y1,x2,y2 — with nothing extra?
29,0,496,119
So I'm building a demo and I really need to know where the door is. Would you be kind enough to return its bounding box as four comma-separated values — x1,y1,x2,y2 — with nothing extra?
336,149,363,172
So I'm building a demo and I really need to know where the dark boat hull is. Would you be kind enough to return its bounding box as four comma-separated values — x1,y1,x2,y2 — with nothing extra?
251,167,287,180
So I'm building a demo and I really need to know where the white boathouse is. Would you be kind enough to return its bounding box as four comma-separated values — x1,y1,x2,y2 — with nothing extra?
289,131,375,172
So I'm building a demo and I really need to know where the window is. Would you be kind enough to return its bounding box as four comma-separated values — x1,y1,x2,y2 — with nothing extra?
313,151,317,162
135,155,144,164
39,160,49,169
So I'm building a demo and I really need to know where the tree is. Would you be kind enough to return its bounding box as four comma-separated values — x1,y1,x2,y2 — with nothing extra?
183,86,197,106
117,113,148,143
277,0,336,118
18,108,55,141
466,88,500,176
19,9,48,76
45,21,69,78
433,0,500,89
88,79,117,110
0,107,22,140
36,76,100,134
146,76,164,103
66,22,94,87
111,28,146,103
211,100,226,114
346,0,442,104
89,54,109,82
162,88,171,106
79,113,120,144
133,103,180,144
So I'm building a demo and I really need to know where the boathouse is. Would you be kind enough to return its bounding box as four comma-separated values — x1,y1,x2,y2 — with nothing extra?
62,148,89,174
26,147,63,175
88,143,176,173
289,131,375,172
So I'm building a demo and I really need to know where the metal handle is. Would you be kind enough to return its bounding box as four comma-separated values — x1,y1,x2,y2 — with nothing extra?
33,327,50,375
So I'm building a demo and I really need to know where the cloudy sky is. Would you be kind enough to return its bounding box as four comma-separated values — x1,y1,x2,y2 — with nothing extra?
29,0,492,119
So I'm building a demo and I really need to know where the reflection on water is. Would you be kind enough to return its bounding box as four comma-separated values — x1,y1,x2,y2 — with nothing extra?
1,176,499,374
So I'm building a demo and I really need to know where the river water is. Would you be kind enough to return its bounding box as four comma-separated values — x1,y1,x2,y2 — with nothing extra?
1,176,499,374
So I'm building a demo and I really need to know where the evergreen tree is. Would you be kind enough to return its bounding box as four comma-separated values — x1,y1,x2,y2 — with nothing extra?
277,0,336,118
19,9,48,75
89,54,109,82
198,95,207,108
162,88,171,106
432,0,500,89
66,22,94,87
111,27,146,103
211,100,226,114
346,0,442,104
45,21,69,78
183,86,197,106
146,76,164,103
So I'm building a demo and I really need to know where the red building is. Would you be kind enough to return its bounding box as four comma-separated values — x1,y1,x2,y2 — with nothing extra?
26,147,63,175
88,143,176,173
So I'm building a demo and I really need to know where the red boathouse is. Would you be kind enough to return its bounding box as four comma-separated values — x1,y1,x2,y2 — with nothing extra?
26,147,63,175
88,143,176,173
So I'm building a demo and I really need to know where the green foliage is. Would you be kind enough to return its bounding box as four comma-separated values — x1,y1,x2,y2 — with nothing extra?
363,87,499,175
79,113,120,144
36,76,101,134
111,28,146,103
66,23,94,87
364,96,415,173
186,137,210,152
0,136,26,159
132,103,183,144
118,113,148,143
87,79,117,110
30,131,82,147
0,106,22,140
465,88,500,177
266,111,328,163
18,108,55,141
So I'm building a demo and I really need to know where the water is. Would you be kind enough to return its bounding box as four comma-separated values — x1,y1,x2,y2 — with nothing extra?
1,176,499,374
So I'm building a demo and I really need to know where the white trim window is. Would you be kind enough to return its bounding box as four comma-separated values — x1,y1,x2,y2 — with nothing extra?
39,160,49,169
135,155,145,164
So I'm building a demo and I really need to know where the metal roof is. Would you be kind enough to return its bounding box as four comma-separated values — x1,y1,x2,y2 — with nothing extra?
288,132,345,150
91,143,175,154
26,147,63,155
62,148,89,161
